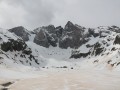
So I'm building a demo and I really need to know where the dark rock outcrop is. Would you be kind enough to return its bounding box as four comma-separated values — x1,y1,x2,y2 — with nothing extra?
1,39,32,55
88,28,99,37
34,29,49,48
34,25,58,47
70,42,105,59
55,26,63,38
34,21,88,49
70,51,91,59
33,21,120,50
59,21,85,49
114,35,120,44
1,39,26,52
108,26,120,33
9,26,30,41
31,27,41,34
91,42,104,56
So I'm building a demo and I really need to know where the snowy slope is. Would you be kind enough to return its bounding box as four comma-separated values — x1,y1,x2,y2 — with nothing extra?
0,25,120,71
28,26,120,71
0,28,47,69
1,24,120,90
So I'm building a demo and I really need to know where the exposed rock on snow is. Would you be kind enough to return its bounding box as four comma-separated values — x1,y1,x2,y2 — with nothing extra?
1,22,120,90
9,26,30,41
1,39,27,52
34,21,87,49
34,25,58,47
114,34,120,44
59,21,85,49
0,21,120,70
0,31,47,68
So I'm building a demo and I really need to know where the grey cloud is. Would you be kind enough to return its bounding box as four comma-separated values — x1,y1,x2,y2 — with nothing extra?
0,0,56,30
0,0,120,30
51,0,120,28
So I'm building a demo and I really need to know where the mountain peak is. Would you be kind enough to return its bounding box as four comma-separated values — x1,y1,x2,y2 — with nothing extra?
64,21,74,29
66,21,74,25
9,26,30,41
13,26,25,29
65,21,74,26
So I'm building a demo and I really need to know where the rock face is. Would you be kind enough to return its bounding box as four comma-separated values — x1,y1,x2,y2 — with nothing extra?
34,21,86,48
0,36,43,67
87,28,99,37
33,21,120,50
34,25,58,48
34,29,49,48
70,42,105,59
70,51,91,59
55,26,63,38
59,21,85,49
114,35,120,44
1,39,32,54
9,26,30,41
91,42,104,56
108,25,120,33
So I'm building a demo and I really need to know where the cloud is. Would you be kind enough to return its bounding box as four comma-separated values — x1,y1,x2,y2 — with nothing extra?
0,0,26,28
0,0,120,30
51,0,120,28
0,0,56,29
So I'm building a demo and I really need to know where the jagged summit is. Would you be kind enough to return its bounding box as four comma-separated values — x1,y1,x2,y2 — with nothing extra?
0,21,120,70
33,21,85,48
64,21,74,29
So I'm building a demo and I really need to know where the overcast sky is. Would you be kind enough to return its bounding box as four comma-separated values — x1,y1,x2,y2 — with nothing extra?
0,0,120,30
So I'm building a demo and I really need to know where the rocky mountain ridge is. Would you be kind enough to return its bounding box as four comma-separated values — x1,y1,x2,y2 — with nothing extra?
0,21,120,70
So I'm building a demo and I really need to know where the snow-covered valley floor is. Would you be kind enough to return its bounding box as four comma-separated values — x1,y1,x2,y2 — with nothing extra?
0,67,120,90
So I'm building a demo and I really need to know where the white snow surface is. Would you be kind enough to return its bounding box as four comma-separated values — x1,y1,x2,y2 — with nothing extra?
0,27,120,90
0,27,120,70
